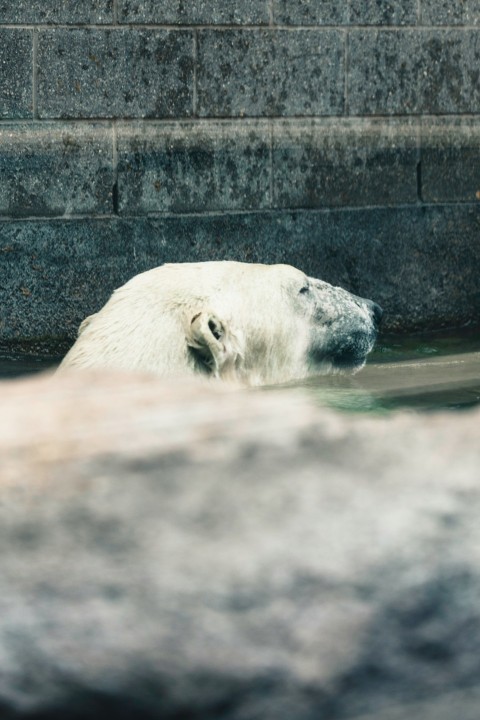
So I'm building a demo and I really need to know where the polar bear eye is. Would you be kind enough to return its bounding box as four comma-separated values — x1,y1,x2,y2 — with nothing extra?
299,285,310,295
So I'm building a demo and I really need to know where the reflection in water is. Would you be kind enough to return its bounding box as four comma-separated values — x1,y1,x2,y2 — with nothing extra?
275,329,480,413
1,329,479,413
0,352,61,379
292,351,480,413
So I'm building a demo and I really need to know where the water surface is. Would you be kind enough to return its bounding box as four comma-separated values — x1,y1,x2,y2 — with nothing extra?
0,351,61,379
1,329,479,413
278,328,480,413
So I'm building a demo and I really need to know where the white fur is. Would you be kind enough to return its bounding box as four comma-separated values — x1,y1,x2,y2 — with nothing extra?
59,261,380,386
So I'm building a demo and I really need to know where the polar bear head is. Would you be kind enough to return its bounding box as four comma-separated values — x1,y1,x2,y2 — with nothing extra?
60,261,382,385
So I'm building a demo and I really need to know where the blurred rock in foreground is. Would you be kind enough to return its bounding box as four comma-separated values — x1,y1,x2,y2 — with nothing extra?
0,370,479,720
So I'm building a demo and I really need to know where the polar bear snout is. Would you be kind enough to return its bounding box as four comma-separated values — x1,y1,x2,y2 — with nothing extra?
307,285,383,372
342,292,383,329
309,326,378,371
328,328,378,369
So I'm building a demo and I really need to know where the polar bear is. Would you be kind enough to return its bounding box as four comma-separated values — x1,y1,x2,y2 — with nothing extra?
59,261,382,385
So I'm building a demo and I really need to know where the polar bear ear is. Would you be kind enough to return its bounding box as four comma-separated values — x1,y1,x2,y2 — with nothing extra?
187,311,241,378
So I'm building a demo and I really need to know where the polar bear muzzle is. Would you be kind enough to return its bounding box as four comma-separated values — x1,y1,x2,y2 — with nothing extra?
306,283,383,372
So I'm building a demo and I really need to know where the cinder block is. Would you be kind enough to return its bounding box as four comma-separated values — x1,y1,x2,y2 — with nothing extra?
422,0,480,25
197,29,345,117
0,123,114,217
273,1,348,25
348,30,422,114
274,0,417,25
272,118,418,209
420,30,480,113
349,0,417,25
0,0,113,24
421,118,480,203
37,29,194,119
117,121,271,214
0,29,32,119
118,0,269,24
348,29,480,115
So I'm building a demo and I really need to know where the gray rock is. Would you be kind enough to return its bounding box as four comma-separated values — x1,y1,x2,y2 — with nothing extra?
419,30,480,114
0,370,479,719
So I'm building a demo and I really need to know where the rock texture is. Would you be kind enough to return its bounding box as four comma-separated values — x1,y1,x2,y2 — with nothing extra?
0,370,479,718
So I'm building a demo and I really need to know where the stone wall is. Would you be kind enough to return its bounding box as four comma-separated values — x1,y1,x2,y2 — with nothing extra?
1,1,480,345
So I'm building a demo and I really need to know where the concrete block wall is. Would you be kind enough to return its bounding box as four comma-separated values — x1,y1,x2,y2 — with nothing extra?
1,0,480,345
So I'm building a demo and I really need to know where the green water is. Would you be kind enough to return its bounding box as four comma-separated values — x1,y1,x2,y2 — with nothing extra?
302,328,480,413
370,327,480,364
0,351,61,379
1,329,479,413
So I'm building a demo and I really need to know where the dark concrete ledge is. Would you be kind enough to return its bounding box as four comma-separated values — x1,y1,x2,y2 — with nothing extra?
0,123,114,217
117,116,479,211
118,118,420,214
421,117,480,203
0,204,479,344
117,121,271,214
272,118,419,210
3,118,479,218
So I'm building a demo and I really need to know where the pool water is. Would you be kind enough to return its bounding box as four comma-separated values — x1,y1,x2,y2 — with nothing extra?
0,351,62,379
295,328,480,413
1,329,479,413
370,328,480,364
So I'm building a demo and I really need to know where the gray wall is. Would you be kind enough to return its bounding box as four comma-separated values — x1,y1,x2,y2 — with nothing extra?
1,1,480,344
